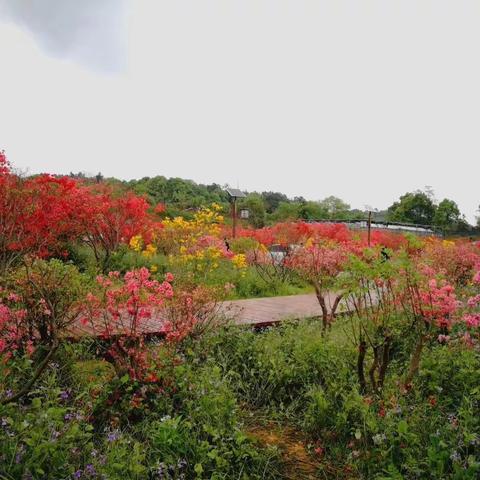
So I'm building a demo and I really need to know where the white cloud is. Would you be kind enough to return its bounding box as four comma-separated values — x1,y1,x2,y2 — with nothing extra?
0,0,128,72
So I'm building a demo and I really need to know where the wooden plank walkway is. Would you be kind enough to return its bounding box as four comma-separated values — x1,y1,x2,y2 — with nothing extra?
70,293,347,337
220,292,345,327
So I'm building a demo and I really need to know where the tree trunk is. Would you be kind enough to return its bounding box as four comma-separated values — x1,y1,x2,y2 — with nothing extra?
329,293,343,324
404,334,427,388
378,336,392,389
369,345,380,392
313,282,329,332
357,340,367,393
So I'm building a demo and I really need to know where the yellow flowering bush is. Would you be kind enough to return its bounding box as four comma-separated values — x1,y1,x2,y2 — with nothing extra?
163,204,223,245
129,234,143,253
128,204,250,283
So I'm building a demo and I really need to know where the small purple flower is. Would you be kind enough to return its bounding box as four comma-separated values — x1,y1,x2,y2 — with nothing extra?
107,430,120,442
64,413,75,421
60,390,70,401
73,470,83,479
5,389,13,398
85,464,96,476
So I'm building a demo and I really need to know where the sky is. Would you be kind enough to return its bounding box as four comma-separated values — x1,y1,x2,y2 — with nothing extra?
0,1,479,223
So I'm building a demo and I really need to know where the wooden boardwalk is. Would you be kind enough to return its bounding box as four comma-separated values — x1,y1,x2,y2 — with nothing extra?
71,293,347,337
221,292,343,327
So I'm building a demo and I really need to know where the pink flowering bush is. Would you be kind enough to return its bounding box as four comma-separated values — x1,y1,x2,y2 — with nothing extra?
1,258,87,404
421,239,480,286
0,301,27,357
83,267,174,381
287,239,350,330
460,264,480,344
417,278,459,329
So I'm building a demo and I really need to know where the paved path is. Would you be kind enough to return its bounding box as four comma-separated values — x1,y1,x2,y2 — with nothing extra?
220,292,345,327
71,292,347,338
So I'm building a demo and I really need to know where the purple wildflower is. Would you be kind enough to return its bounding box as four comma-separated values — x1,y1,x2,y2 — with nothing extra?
107,430,120,442
85,464,96,476
60,390,70,401
73,470,83,479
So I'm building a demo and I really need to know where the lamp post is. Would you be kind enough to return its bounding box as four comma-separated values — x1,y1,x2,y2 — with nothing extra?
225,188,246,238
367,210,372,247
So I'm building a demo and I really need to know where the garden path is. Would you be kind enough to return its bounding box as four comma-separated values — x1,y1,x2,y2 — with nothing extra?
72,292,350,337
220,292,347,327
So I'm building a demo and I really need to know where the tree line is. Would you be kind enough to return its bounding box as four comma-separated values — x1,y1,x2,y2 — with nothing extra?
68,172,479,235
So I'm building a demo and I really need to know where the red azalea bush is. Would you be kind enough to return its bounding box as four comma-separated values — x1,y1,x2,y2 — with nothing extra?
421,239,480,286
0,151,157,273
460,263,480,345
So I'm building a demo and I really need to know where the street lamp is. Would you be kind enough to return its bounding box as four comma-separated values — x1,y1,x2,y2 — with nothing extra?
225,188,246,238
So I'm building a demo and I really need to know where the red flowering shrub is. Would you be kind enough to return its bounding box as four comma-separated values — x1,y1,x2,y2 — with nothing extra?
421,239,480,286
75,184,158,270
0,152,157,273
237,221,354,247
460,264,480,345
162,282,226,341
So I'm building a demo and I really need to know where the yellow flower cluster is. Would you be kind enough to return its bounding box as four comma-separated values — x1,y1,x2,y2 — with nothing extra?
142,243,157,258
129,205,249,279
171,245,224,273
129,234,143,252
232,253,247,270
130,235,158,257
162,204,224,244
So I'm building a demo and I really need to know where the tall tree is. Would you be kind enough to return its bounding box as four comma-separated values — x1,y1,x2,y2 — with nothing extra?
387,191,436,225
433,198,462,233
261,191,289,214
318,196,351,219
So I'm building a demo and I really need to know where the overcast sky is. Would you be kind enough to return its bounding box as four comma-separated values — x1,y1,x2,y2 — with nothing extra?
0,1,479,222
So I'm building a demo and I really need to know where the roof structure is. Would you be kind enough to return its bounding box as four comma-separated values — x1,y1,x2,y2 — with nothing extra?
225,187,246,199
